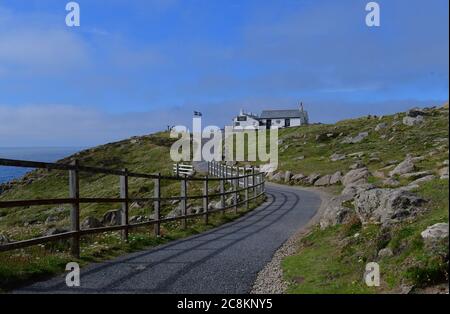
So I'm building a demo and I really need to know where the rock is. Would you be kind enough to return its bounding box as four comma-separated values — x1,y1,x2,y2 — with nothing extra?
438,167,449,179
45,215,59,225
375,123,387,132
294,156,305,161
44,227,69,237
101,209,122,226
81,216,103,229
284,171,292,183
270,172,284,182
291,173,306,182
403,115,424,126
406,108,427,117
389,157,415,177
409,175,435,186
330,171,342,185
0,233,10,245
378,248,394,258
342,168,370,186
260,163,278,174
348,152,365,158
320,194,355,229
341,132,369,144
421,223,449,242
349,162,365,170
314,175,332,186
129,215,146,224
354,188,427,224
330,153,346,162
400,171,433,179
341,183,376,198
305,173,321,185
373,170,386,179
382,178,400,187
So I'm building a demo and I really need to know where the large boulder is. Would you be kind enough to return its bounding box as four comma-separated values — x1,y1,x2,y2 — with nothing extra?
101,209,122,226
330,171,343,185
409,175,435,186
305,173,321,185
320,194,355,229
291,173,306,182
342,168,370,186
81,216,103,229
314,175,332,186
341,183,376,198
389,157,415,177
354,188,427,224
421,223,449,243
403,115,424,126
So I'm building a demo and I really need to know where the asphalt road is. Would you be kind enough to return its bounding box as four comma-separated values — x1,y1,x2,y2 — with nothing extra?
16,183,321,294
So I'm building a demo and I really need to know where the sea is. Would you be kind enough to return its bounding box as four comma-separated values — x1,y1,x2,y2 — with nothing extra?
0,147,82,184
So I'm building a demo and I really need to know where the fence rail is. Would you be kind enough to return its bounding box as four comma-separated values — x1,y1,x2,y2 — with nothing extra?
0,158,265,257
173,163,195,176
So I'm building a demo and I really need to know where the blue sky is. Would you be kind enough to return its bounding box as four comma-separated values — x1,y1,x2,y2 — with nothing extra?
0,0,448,146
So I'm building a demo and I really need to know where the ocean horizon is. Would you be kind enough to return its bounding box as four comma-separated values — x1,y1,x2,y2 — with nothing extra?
0,147,83,184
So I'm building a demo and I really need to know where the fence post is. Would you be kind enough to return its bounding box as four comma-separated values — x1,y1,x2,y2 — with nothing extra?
207,161,210,176
120,168,129,242
252,166,256,201
203,177,209,224
233,167,238,213
244,169,249,210
154,173,161,237
181,176,187,229
176,163,180,177
69,160,80,258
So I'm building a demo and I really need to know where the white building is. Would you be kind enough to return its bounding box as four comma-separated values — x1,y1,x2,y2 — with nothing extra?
231,103,309,130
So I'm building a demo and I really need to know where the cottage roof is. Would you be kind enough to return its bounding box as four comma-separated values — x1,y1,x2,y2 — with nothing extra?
260,109,302,119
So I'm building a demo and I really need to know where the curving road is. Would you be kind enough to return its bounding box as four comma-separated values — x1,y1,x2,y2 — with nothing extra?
16,183,321,294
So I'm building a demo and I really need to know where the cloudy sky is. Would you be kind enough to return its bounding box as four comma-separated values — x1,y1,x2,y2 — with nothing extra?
0,0,448,147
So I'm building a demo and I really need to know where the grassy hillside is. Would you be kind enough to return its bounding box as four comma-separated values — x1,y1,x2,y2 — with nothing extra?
270,104,449,293
0,132,261,291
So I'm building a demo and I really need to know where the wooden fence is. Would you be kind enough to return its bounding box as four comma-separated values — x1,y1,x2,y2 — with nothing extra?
0,158,265,258
173,163,195,176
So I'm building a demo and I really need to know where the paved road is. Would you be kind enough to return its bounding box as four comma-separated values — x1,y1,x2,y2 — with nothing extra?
16,183,321,294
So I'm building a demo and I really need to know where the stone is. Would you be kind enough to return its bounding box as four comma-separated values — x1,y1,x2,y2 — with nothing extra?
330,153,346,162
129,215,146,224
421,223,449,242
101,209,122,226
348,152,365,158
373,170,386,179
330,171,342,185
320,194,355,229
438,167,449,179
409,175,435,186
314,175,332,186
378,248,394,258
400,171,433,179
284,171,292,183
389,157,415,177
81,216,103,229
342,168,370,186
406,108,427,117
270,172,284,182
382,178,400,187
291,173,306,182
45,215,59,225
375,123,387,132
305,173,321,185
0,233,10,245
354,188,427,224
403,115,424,126
341,132,369,144
341,183,376,198
349,162,365,170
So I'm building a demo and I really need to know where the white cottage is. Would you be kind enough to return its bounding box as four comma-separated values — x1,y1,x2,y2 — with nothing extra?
232,110,261,130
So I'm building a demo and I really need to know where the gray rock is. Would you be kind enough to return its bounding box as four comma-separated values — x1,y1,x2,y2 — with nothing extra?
330,171,343,185
406,108,427,117
438,167,449,179
44,227,69,237
382,178,400,187
354,188,427,224
409,175,435,186
320,194,355,229
421,223,449,242
270,172,284,182
341,132,369,144
389,157,415,176
81,216,103,229
349,162,365,170
341,183,376,198
403,115,424,126
129,215,146,224
291,173,306,182
45,215,59,225
284,171,292,183
378,248,394,258
101,209,122,226
375,123,388,132
330,153,346,162
400,171,433,179
305,173,321,185
314,175,332,186
0,233,10,245
342,168,370,186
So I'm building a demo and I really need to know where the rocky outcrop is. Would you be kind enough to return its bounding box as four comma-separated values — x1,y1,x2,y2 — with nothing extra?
81,216,103,229
101,209,122,226
342,168,370,186
389,156,416,177
341,183,375,198
341,132,369,144
320,194,354,229
421,223,449,242
403,115,424,126
305,173,321,185
330,171,342,185
354,188,427,225
314,175,331,187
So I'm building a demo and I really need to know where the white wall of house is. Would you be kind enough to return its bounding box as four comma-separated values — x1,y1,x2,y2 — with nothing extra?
232,115,260,130
259,118,301,129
